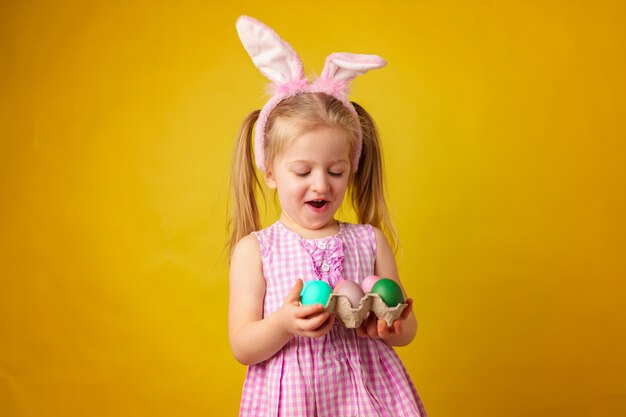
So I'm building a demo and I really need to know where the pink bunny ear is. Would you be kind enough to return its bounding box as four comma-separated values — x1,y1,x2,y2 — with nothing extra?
236,16,305,85
320,53,387,83
235,15,387,173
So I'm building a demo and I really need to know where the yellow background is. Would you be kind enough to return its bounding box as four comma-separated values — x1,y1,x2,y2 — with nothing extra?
1,1,625,416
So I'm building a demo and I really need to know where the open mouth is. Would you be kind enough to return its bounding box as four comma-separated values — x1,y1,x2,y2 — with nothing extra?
306,199,328,209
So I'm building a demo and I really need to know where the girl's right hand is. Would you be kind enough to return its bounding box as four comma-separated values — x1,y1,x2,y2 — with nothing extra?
278,279,335,338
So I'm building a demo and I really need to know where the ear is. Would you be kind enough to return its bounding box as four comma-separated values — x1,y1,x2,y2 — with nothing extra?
264,168,277,189
319,53,386,83
236,15,305,85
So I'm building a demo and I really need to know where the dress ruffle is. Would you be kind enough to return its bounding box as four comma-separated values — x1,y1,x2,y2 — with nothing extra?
299,231,345,287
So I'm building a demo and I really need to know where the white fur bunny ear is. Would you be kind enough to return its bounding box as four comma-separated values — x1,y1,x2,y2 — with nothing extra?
320,53,387,83
236,15,305,85
235,16,387,173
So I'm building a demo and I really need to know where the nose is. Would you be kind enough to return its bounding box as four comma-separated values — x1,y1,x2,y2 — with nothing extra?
311,171,330,193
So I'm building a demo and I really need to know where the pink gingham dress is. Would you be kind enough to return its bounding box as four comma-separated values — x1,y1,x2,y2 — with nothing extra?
239,221,426,417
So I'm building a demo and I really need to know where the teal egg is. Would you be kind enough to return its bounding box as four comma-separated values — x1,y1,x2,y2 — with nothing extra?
300,280,333,306
371,278,404,307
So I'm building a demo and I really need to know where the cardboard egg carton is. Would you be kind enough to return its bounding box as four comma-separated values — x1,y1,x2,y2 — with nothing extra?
324,293,408,328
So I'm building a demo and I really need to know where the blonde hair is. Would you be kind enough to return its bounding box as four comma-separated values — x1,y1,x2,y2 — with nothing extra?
228,93,397,259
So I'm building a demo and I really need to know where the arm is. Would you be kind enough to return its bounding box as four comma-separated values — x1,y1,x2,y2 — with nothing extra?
228,234,335,365
356,227,418,346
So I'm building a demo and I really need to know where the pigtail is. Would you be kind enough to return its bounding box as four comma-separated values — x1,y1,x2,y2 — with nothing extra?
351,102,399,253
228,110,262,260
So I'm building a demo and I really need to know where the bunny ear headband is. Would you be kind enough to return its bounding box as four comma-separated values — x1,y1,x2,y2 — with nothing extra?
236,15,387,172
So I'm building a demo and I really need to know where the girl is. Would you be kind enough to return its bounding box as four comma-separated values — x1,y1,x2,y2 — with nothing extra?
228,16,427,417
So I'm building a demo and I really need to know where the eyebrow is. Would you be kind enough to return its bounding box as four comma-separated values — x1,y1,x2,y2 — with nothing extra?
287,159,350,165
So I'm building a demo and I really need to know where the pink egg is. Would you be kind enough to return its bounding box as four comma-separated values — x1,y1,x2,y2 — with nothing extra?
362,275,381,293
333,280,365,308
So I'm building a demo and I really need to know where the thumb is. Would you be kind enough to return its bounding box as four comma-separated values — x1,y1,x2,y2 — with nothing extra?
285,279,304,303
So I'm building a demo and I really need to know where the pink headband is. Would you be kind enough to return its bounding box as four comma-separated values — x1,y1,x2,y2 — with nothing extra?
236,15,386,172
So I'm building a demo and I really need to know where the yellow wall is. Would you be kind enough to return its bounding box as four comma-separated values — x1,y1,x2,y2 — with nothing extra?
1,1,625,416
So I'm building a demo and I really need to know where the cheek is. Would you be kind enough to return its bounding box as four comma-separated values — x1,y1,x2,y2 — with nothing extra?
276,178,305,200
332,177,350,194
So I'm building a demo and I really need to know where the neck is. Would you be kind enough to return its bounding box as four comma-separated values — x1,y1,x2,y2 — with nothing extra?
278,215,340,239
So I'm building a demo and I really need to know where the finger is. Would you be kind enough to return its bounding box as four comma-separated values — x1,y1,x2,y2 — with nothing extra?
295,303,325,318
356,323,368,337
303,315,335,338
393,318,403,335
285,279,304,303
378,319,392,339
400,298,413,320
314,314,335,334
357,313,374,337
366,316,379,339
298,311,331,331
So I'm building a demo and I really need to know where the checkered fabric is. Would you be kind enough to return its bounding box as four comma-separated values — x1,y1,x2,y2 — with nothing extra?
239,221,427,417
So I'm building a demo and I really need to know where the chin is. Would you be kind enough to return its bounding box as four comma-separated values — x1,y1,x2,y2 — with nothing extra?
307,218,336,230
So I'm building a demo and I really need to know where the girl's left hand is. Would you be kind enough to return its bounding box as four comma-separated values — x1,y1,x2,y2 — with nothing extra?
356,298,414,346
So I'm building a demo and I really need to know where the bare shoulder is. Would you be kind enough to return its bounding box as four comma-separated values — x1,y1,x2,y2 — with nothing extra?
231,233,261,264
229,233,264,294
373,226,393,258
372,226,400,282
372,226,388,247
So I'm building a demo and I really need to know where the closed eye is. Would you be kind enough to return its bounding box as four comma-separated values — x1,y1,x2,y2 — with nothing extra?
294,171,310,177
329,171,344,177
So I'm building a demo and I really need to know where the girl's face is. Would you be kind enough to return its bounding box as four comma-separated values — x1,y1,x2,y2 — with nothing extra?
264,125,352,237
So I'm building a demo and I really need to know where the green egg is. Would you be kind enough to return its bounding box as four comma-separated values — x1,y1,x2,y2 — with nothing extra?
300,280,333,306
371,278,404,307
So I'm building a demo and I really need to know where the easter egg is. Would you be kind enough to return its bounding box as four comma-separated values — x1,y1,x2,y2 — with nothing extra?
302,280,316,293
361,275,381,293
300,280,333,306
371,278,404,307
333,280,365,308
